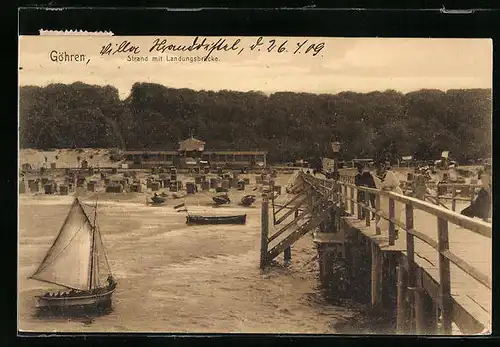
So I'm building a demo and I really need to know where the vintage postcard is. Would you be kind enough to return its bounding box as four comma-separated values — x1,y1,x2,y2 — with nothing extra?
18,35,492,335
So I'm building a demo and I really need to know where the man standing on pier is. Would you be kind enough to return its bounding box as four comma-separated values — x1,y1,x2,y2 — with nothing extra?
354,163,377,220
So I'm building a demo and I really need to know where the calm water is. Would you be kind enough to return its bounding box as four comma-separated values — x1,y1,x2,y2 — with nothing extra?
18,195,361,333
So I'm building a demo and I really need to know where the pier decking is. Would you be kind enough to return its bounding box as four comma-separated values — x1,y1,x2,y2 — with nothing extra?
259,171,492,335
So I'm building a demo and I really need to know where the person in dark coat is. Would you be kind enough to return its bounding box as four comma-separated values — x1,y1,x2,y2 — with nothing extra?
355,163,377,220
461,164,491,220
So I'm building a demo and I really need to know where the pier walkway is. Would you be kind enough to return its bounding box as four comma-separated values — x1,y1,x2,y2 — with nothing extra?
259,171,491,335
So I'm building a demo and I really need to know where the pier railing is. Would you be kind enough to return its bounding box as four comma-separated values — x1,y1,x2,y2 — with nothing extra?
298,171,492,334
339,174,483,213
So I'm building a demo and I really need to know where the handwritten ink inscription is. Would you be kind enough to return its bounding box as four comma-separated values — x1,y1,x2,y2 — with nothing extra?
248,37,325,56
98,37,325,61
100,41,141,56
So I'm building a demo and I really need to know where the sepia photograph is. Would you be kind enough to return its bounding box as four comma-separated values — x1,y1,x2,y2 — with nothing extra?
18,35,492,335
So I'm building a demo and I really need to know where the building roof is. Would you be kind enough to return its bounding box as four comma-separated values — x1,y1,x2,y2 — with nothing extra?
203,151,267,155
123,151,178,155
178,137,206,151
123,150,267,156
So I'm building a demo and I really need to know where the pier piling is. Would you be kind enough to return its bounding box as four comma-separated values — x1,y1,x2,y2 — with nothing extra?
260,193,269,269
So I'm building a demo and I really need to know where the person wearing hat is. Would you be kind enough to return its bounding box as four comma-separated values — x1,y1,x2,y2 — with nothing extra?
413,167,428,200
373,161,404,239
461,163,491,220
355,163,377,220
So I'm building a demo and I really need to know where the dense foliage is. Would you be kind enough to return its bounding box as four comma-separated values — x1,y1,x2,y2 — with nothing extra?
19,82,492,164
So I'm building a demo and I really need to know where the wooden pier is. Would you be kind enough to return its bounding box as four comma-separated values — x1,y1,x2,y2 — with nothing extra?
259,171,491,335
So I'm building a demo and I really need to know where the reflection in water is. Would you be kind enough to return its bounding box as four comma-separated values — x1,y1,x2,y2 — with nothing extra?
33,304,114,326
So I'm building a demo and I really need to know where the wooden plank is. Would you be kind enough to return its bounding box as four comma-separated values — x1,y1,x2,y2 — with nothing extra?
364,190,371,227
437,217,452,334
441,250,492,290
413,267,426,333
375,194,381,235
349,186,355,215
405,203,416,333
371,242,382,308
267,204,312,243
408,228,439,251
451,188,457,212
274,194,310,225
266,207,331,261
389,198,396,246
274,189,306,214
296,172,492,333
273,204,306,213
420,267,486,334
341,216,490,334
260,193,269,269
396,262,409,333
322,178,491,238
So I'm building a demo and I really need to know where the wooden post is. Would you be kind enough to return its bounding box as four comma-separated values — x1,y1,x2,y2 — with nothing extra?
283,209,299,262
284,246,292,262
344,185,348,213
356,187,362,220
365,190,370,227
435,184,440,206
339,184,344,211
405,203,417,333
337,184,343,211
311,188,317,212
375,194,381,235
260,193,269,269
396,262,408,333
388,198,396,246
318,245,325,279
451,187,457,212
271,181,276,225
338,181,345,211
437,217,452,334
427,298,439,334
413,268,426,334
371,242,382,308
350,186,355,216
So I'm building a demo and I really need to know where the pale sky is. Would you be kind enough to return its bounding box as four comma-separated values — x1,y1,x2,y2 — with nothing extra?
18,36,492,99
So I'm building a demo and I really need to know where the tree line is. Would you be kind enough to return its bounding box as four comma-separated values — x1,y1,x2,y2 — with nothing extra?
19,82,492,164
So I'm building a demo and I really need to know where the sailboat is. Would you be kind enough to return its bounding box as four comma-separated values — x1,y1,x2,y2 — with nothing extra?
28,198,117,310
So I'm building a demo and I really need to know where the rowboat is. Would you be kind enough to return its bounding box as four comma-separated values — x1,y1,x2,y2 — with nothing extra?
150,195,166,204
240,194,256,206
186,214,246,225
29,198,117,312
213,193,230,205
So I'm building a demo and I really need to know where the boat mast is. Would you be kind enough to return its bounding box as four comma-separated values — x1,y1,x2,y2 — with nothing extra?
88,198,98,291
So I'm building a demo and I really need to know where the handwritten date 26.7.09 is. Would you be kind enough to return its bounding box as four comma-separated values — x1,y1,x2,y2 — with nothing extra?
249,37,324,56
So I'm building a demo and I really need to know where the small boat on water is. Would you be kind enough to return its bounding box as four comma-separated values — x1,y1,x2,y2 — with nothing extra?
240,194,256,206
213,193,231,205
28,198,117,311
186,214,247,225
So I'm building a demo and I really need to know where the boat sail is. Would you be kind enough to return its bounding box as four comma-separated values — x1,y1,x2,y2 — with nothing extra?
29,198,116,310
